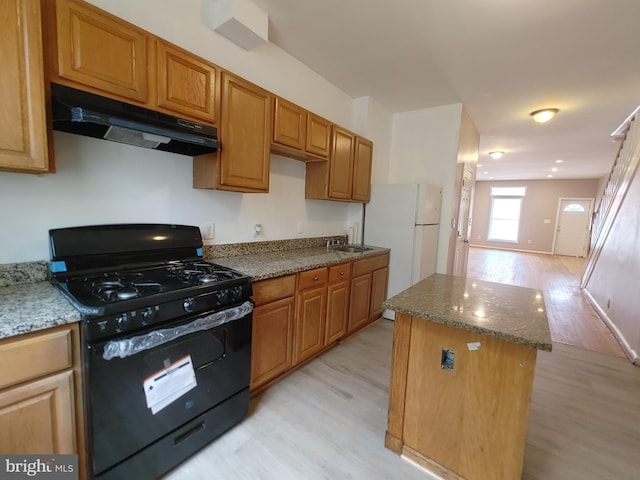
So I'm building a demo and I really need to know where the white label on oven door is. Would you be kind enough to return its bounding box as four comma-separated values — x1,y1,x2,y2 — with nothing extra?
143,355,197,415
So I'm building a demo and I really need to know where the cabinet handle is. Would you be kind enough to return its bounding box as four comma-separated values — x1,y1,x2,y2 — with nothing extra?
313,276,318,281
340,271,345,276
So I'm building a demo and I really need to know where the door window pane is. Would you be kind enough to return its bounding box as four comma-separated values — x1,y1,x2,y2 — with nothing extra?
563,203,586,212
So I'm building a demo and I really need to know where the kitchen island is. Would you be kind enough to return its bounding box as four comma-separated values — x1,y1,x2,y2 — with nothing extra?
383,274,552,480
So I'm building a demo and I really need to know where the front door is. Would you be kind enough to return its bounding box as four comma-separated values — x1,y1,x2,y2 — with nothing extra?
554,198,593,257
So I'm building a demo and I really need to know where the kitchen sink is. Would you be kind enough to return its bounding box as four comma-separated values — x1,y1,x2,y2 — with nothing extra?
333,245,373,253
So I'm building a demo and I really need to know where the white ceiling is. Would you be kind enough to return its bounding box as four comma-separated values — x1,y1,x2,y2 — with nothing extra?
250,0,640,181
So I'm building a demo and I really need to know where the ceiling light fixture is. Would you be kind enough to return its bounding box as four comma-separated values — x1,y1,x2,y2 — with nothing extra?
488,151,504,159
555,159,563,163
530,108,559,123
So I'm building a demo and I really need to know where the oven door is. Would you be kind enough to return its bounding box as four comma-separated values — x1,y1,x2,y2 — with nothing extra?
85,305,251,478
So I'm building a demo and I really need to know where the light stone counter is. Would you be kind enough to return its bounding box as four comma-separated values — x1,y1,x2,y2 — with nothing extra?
211,245,389,281
0,239,388,340
383,273,552,351
0,281,81,340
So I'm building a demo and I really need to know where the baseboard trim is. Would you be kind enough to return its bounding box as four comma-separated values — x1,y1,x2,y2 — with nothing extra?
582,287,639,365
469,244,554,255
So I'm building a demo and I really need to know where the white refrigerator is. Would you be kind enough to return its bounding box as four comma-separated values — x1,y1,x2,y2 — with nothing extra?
364,184,442,319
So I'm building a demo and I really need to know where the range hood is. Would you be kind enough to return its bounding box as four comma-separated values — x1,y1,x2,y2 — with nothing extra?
51,83,221,156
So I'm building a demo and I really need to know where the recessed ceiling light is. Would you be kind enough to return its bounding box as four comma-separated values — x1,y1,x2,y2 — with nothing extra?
551,167,558,172
530,108,559,123
555,159,563,163
488,151,504,159
483,171,489,174
547,174,553,178
477,164,483,168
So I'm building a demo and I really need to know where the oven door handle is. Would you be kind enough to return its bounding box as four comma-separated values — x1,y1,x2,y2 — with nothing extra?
101,300,253,360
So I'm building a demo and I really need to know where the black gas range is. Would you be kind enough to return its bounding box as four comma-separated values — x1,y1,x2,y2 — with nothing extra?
49,224,253,480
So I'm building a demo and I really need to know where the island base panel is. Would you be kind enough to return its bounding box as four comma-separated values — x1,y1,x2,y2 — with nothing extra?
386,314,537,480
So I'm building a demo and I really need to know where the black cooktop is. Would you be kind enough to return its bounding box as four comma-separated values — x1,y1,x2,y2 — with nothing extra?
62,260,246,306
48,224,251,317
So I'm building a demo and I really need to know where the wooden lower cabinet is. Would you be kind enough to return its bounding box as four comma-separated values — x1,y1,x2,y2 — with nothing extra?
370,266,389,320
293,267,328,364
0,370,75,454
348,273,372,333
251,254,388,393
349,253,390,333
0,324,85,478
325,263,351,345
250,275,296,391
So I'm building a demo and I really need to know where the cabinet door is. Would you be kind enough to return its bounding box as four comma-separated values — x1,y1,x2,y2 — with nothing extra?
352,136,373,202
326,279,350,344
0,0,50,173
219,72,271,192
0,370,75,454
328,126,354,200
349,273,372,333
156,40,217,123
294,285,327,364
273,97,306,150
54,0,148,102
369,266,389,321
306,113,331,159
250,296,295,390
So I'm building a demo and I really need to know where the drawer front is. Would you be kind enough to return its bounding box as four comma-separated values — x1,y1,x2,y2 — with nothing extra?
352,253,390,277
252,274,296,306
0,326,73,389
298,267,329,290
329,263,352,283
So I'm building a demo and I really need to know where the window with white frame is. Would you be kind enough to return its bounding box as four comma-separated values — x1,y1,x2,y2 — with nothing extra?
488,186,526,242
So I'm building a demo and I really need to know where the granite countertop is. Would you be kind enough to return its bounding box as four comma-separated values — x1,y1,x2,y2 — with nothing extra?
0,242,389,340
384,273,552,351
210,245,389,281
0,282,82,340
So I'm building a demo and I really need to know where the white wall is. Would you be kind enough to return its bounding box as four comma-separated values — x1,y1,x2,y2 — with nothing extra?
388,104,464,272
1,0,473,270
0,132,351,263
0,0,398,264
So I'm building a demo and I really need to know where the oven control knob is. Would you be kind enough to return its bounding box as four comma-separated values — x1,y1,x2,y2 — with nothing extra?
116,314,130,332
216,290,228,303
142,308,155,325
184,297,196,313
230,286,243,301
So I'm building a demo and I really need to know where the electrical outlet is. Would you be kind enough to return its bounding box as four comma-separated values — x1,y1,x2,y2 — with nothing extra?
253,224,263,237
297,221,304,234
441,349,455,371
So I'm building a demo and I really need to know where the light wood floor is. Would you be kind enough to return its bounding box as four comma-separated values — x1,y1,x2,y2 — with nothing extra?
467,247,625,358
164,319,640,480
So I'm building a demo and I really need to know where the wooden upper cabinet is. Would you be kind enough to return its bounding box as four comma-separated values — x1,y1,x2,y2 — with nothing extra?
218,72,271,192
0,0,51,173
271,97,331,161
273,97,306,150
352,136,373,202
306,113,331,158
328,126,355,200
155,40,217,123
304,125,373,203
51,0,148,103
